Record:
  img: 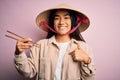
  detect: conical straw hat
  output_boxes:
[36,3,90,32]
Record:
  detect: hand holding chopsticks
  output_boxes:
[5,30,40,54]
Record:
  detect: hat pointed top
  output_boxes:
[51,3,74,10]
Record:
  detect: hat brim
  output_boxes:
[36,4,90,32]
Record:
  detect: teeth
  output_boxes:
[59,26,65,28]
[58,26,65,27]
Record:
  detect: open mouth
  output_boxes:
[58,26,67,29]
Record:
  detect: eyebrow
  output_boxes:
[54,13,70,17]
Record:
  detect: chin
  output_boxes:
[57,32,68,36]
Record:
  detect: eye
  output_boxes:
[64,16,70,19]
[54,16,59,20]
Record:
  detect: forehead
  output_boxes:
[55,9,69,15]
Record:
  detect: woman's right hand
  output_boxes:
[15,38,33,55]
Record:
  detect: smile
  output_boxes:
[58,26,67,29]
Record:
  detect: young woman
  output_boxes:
[14,4,96,80]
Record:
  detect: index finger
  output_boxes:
[69,50,75,55]
[19,38,32,43]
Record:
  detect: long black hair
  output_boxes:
[46,9,85,42]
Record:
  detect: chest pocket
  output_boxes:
[38,43,51,80]
[38,57,51,80]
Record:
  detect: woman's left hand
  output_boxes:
[69,43,91,64]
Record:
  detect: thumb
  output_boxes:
[77,43,80,50]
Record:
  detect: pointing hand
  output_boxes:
[69,43,91,64]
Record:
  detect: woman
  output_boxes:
[14,4,96,80]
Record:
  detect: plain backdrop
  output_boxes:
[0,0,120,80]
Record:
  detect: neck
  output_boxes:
[55,34,70,43]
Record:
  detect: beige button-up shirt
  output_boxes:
[14,36,96,80]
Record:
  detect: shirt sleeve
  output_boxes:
[14,47,37,78]
[80,42,96,80]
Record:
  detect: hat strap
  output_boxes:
[66,21,81,34]
[66,16,88,34]
[39,18,86,34]
[40,21,57,33]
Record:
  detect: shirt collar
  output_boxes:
[48,36,79,45]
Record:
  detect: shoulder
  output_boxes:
[37,39,48,44]
[36,36,55,45]
[77,41,92,52]
[34,39,50,48]
[79,41,89,47]
[30,39,49,50]
[72,38,89,48]
[71,38,92,51]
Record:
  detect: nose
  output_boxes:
[59,18,64,25]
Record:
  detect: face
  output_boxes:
[53,10,71,35]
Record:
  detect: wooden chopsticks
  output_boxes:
[5,30,40,48]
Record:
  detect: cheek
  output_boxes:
[53,22,56,29]
[54,20,56,25]
[68,21,72,28]
[54,21,59,28]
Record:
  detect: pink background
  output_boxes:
[0,0,120,80]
